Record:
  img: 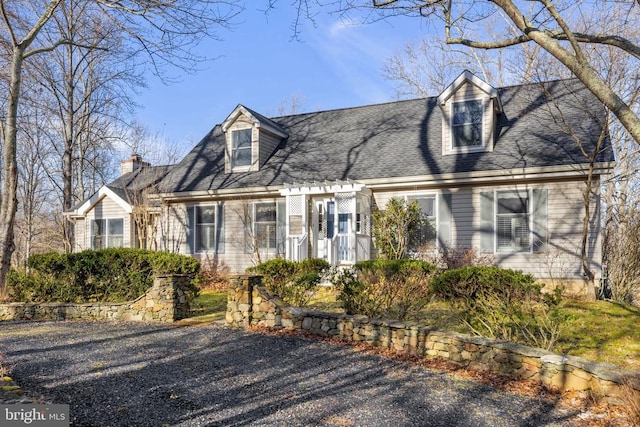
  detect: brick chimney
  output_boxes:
[121,154,150,175]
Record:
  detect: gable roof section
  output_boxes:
[157,78,614,197]
[68,186,133,217]
[67,164,173,217]
[222,104,288,138]
[437,70,503,112]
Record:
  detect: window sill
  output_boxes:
[496,248,532,254]
[230,166,252,173]
[444,146,487,155]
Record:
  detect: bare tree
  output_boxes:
[0,0,242,295]
[382,21,513,97]
[121,121,191,167]
[13,102,56,266]
[291,1,640,144]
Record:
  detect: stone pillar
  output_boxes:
[143,274,193,322]
[226,275,262,327]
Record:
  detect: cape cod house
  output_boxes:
[67,72,615,296]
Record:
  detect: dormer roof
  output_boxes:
[437,70,503,113]
[222,104,288,138]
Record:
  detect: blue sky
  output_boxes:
[134,5,430,146]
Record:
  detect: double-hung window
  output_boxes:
[196,206,217,252]
[231,129,252,169]
[245,200,286,255]
[254,202,277,250]
[452,99,483,148]
[496,191,530,252]
[407,195,437,251]
[187,205,224,254]
[91,218,124,249]
[480,189,548,253]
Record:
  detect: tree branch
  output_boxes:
[539,0,586,64]
[24,40,108,59]
[19,0,63,49]
[0,0,17,47]
[447,30,640,60]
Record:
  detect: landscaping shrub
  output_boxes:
[430,266,563,349]
[7,248,200,303]
[332,259,436,321]
[416,246,495,269]
[197,255,230,291]
[247,258,330,307]
[372,198,422,260]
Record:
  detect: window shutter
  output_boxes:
[244,204,254,254]
[437,193,452,249]
[480,192,495,253]
[186,206,195,254]
[532,189,548,252]
[216,203,225,254]
[276,200,287,257]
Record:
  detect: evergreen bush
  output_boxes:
[7,248,200,303]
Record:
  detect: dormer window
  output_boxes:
[222,105,289,174]
[231,128,252,169]
[438,71,502,156]
[452,100,483,148]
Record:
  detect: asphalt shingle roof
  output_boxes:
[106,164,173,203]
[158,78,614,194]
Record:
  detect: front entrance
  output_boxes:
[281,181,372,267]
[312,198,334,263]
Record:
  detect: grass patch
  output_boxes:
[555,300,640,371]
[306,287,343,313]
[190,290,227,321]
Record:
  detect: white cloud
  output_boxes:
[309,18,404,105]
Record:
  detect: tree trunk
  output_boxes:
[0,47,26,295]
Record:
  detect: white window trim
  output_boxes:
[229,127,253,172]
[404,193,440,250]
[494,190,532,254]
[91,217,124,249]
[253,201,278,252]
[189,204,221,254]
[448,98,486,154]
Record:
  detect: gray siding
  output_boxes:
[73,218,86,252]
[372,177,602,280]
[259,130,281,167]
[164,197,286,273]
[81,196,131,249]
[159,176,602,281]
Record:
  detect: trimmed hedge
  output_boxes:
[7,248,200,303]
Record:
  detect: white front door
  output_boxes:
[312,198,335,263]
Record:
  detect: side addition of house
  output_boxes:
[66,155,172,251]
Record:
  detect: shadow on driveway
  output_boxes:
[0,321,581,426]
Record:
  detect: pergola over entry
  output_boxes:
[280,180,372,266]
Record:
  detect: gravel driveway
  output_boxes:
[0,320,583,426]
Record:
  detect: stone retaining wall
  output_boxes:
[0,275,192,323]
[227,275,640,404]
